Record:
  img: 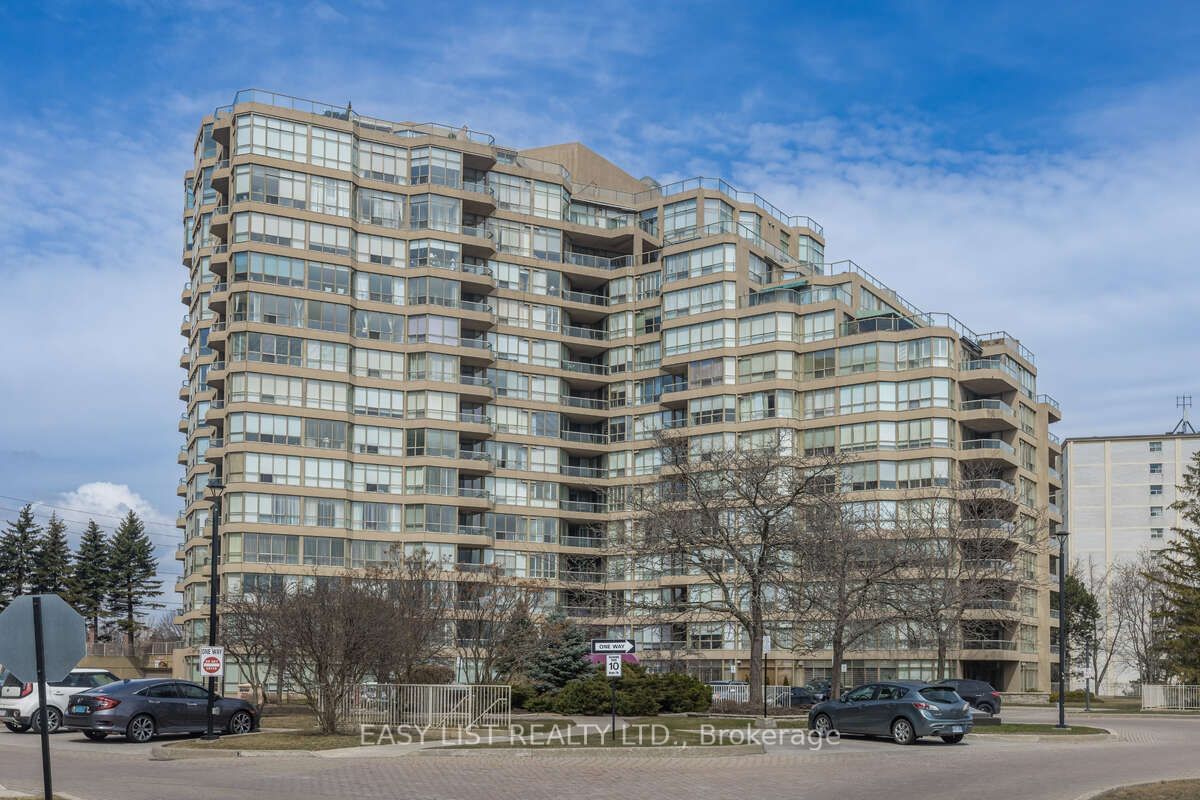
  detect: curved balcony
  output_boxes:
[959,399,1018,433]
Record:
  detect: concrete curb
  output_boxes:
[1070,778,1200,800]
[0,787,87,800]
[151,744,317,760]
[969,732,1117,744]
[418,743,766,758]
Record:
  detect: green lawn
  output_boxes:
[969,723,1109,735]
[1094,780,1200,800]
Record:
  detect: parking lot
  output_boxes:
[0,707,1197,800]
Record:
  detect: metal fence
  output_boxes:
[709,684,795,707]
[1141,685,1200,710]
[336,683,511,728]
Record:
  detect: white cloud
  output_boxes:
[51,482,174,530]
[621,97,1200,437]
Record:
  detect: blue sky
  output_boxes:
[2,0,1199,575]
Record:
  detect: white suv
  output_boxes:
[1,668,120,733]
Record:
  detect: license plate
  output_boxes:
[71,705,88,715]
[951,725,963,733]
[0,709,14,718]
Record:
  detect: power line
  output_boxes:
[0,498,183,547]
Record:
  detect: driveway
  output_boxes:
[0,708,1196,800]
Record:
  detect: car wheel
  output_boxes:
[31,707,61,733]
[891,717,916,745]
[83,731,109,741]
[126,714,156,743]
[227,711,254,735]
[4,721,31,733]
[941,734,964,744]
[812,714,835,737]
[977,702,995,715]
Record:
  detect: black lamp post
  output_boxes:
[1055,527,1070,729]
[202,477,224,741]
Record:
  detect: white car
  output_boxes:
[1,668,120,733]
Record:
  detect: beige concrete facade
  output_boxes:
[176,89,1063,693]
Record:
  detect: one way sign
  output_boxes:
[591,639,636,654]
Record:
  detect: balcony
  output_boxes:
[960,439,1016,466]
[961,639,1018,651]
[960,478,1016,497]
[1037,393,1063,423]
[959,357,1021,394]
[564,252,632,271]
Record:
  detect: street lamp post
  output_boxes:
[203,478,224,741]
[1055,528,1070,729]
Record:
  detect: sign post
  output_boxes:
[199,645,225,740]
[0,594,86,800]
[592,640,634,745]
[762,633,772,719]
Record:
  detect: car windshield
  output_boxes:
[919,687,962,704]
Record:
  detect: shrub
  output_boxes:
[645,671,711,712]
[549,664,711,716]
[1049,690,1105,703]
[510,682,537,709]
[524,691,557,713]
[407,664,454,684]
[554,671,615,715]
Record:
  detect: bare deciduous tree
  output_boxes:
[223,590,286,715]
[1111,550,1169,686]
[274,577,392,734]
[790,498,906,698]
[1072,555,1124,691]
[896,469,1046,681]
[363,551,452,683]
[631,432,842,709]
[452,566,540,683]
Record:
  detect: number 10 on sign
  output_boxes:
[605,653,622,678]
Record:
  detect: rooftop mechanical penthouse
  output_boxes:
[176,89,1064,693]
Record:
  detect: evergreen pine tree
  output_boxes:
[31,512,73,596]
[106,511,163,651]
[72,519,113,641]
[526,614,593,692]
[1064,572,1100,679]
[0,504,42,609]
[1152,450,1200,682]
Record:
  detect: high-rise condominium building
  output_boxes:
[176,89,1063,693]
[1065,430,1200,568]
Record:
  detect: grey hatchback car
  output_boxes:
[808,681,973,744]
[63,678,257,743]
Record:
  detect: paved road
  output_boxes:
[0,708,1196,800]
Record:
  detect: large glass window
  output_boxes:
[310,127,352,171]
[410,146,462,187]
[356,140,407,184]
[235,114,307,162]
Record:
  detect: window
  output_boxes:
[309,176,352,217]
[234,164,306,208]
[1150,463,1163,475]
[410,146,462,187]
[1150,484,1163,496]
[1149,441,1163,452]
[356,140,407,184]
[663,243,736,281]
[1151,527,1165,540]
[1150,506,1164,517]
[235,114,307,162]
[662,199,697,239]
[802,349,835,379]
[356,188,404,228]
[310,127,352,171]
